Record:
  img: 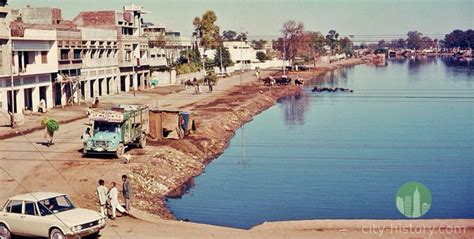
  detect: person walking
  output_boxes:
[122,175,132,211]
[82,127,91,149]
[44,126,54,147]
[108,182,127,219]
[95,179,108,217]
[208,81,213,93]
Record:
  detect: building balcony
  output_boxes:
[58,59,83,69]
[17,63,57,76]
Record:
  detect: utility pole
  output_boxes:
[220,45,223,75]
[283,39,286,75]
[9,27,15,128]
[239,26,243,93]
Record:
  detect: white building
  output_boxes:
[224,41,259,65]
[0,28,57,118]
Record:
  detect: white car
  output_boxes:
[0,192,106,239]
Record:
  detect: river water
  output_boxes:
[167,57,474,229]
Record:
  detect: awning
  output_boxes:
[13,41,51,51]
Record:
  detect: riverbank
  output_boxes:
[129,58,367,219]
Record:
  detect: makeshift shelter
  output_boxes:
[149,110,194,139]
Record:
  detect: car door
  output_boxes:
[1,200,24,235]
[21,201,49,237]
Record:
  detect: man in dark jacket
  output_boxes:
[122,175,131,211]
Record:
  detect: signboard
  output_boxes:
[90,110,124,123]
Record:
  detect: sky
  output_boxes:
[9,0,474,42]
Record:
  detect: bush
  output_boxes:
[177,63,201,75]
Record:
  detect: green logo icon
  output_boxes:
[396,182,432,218]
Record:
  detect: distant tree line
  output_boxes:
[371,29,473,50]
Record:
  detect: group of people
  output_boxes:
[95,175,132,219]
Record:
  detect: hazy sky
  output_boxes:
[10,0,474,41]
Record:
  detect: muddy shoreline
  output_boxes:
[131,58,366,220]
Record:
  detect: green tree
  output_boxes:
[378,39,386,48]
[214,45,233,71]
[340,37,354,56]
[443,29,474,48]
[222,30,237,41]
[326,30,340,53]
[256,51,267,62]
[280,20,305,64]
[252,39,267,50]
[406,31,423,50]
[236,32,247,41]
[193,10,221,52]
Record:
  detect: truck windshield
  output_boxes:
[94,121,120,133]
[38,195,75,216]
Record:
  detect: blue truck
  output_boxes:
[83,105,149,158]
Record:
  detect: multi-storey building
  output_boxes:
[79,27,119,98]
[1,2,181,121]
[7,27,57,115]
[0,1,12,115]
[73,3,151,93]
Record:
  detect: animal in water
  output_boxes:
[312,86,353,93]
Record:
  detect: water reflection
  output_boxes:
[278,91,310,126]
[440,57,473,77]
[308,67,353,87]
[407,57,437,74]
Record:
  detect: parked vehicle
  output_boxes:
[83,105,149,158]
[0,192,106,239]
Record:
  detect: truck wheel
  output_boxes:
[0,223,11,239]
[116,144,125,158]
[49,228,65,239]
[138,134,147,148]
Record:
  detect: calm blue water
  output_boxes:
[167,57,474,229]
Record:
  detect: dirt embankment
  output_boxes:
[129,58,366,219]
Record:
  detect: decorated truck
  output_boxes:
[83,105,149,158]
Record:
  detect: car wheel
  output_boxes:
[115,143,125,158]
[49,228,65,239]
[0,223,11,239]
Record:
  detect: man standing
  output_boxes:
[95,179,108,217]
[108,182,127,219]
[122,175,131,211]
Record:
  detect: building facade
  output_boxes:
[0,2,183,121]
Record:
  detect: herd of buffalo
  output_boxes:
[260,76,353,93]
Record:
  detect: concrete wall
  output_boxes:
[176,71,203,84]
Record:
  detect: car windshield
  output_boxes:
[38,195,75,216]
[93,121,120,133]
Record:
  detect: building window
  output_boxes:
[125,51,131,62]
[73,49,81,60]
[99,49,105,59]
[60,49,69,60]
[91,49,97,59]
[41,51,48,63]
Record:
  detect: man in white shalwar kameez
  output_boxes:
[108,182,127,219]
[95,179,108,217]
